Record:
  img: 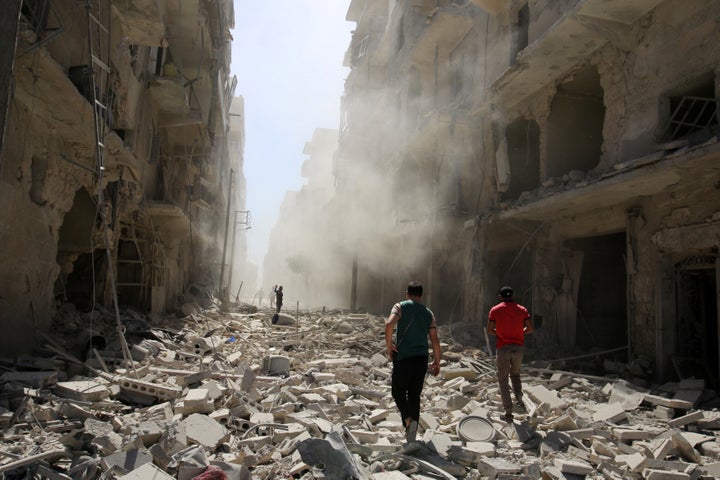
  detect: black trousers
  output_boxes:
[391,355,428,424]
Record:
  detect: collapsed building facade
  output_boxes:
[331,0,720,384]
[0,0,245,355]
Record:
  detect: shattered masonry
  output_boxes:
[1,306,720,478]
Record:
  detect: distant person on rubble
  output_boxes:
[385,280,441,443]
[274,285,284,313]
[487,285,534,423]
[256,287,264,306]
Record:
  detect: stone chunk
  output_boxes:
[100,448,153,474]
[477,457,522,477]
[55,380,110,402]
[643,394,693,410]
[667,410,704,428]
[554,457,594,475]
[592,402,627,423]
[643,469,691,480]
[524,384,567,411]
[182,414,229,450]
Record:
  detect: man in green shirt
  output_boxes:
[385,281,442,443]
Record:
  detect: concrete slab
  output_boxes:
[592,402,627,423]
[181,413,229,450]
[118,462,174,480]
[55,380,110,402]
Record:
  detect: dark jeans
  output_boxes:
[496,344,524,413]
[391,355,428,425]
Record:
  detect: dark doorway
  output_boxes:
[675,259,718,388]
[567,233,627,353]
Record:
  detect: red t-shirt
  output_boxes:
[488,301,530,348]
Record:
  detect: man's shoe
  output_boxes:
[406,420,418,443]
[502,412,514,422]
[514,400,527,412]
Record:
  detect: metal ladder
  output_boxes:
[82,0,135,373]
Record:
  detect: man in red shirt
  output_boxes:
[487,286,533,422]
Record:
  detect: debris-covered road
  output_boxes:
[1,301,719,479]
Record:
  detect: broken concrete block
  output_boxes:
[55,380,110,402]
[115,375,182,401]
[128,420,165,446]
[177,370,212,387]
[419,411,439,431]
[549,375,572,390]
[612,427,653,441]
[554,457,594,475]
[548,414,577,431]
[182,414,229,450]
[615,452,646,472]
[650,438,674,459]
[524,384,567,411]
[183,388,213,414]
[671,432,701,463]
[642,469,691,480]
[566,428,594,440]
[592,402,627,423]
[609,381,646,410]
[477,457,523,477]
[348,429,378,444]
[668,410,704,428]
[643,394,693,410]
[84,417,122,455]
[193,336,223,355]
[118,462,175,480]
[100,448,153,474]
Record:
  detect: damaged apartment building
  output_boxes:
[0,0,245,356]
[333,0,720,385]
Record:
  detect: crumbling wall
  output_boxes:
[598,0,720,166]
[0,98,98,354]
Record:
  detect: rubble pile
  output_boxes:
[1,303,720,479]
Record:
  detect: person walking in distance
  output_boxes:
[385,281,442,443]
[274,285,284,313]
[487,286,534,422]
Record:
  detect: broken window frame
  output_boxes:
[662,95,719,142]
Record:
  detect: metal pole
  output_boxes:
[219,169,234,302]
[350,253,358,312]
[228,210,238,298]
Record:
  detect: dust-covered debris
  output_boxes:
[1,302,719,479]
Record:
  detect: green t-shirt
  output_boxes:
[393,299,434,361]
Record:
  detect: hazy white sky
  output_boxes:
[230,1,353,274]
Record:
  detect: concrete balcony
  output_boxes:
[489,0,666,108]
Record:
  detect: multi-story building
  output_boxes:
[340,0,720,383]
[0,0,243,354]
